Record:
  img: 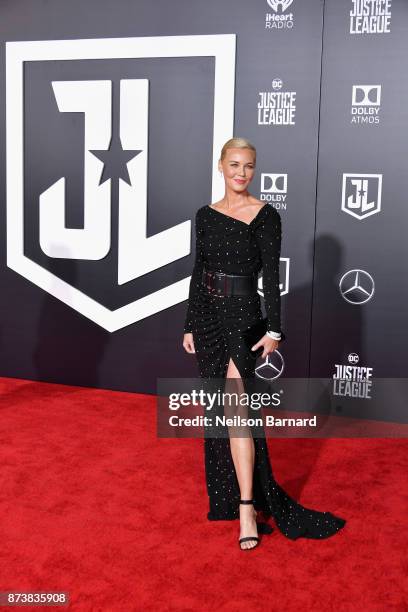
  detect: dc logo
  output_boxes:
[267,0,294,12]
[261,173,287,194]
[6,35,236,331]
[272,78,283,90]
[348,353,359,364]
[341,173,382,220]
[352,85,381,106]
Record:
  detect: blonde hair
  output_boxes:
[220,137,256,163]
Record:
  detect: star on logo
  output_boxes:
[90,136,142,186]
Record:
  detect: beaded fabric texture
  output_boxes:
[184,203,346,539]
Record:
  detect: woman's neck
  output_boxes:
[222,189,251,209]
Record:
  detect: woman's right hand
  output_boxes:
[183,333,195,353]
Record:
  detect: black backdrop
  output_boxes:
[0,1,406,424]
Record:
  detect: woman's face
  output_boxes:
[219,147,256,191]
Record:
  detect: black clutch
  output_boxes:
[242,317,286,358]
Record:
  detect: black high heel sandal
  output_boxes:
[238,499,260,550]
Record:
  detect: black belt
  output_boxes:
[201,266,258,296]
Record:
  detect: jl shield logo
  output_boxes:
[341,173,382,220]
[6,35,236,331]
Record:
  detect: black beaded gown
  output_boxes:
[184,203,346,539]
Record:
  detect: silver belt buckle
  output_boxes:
[217,271,225,296]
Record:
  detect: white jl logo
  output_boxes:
[6,35,236,330]
[341,173,382,220]
[39,79,190,285]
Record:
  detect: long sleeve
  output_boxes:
[184,210,205,333]
[253,207,282,335]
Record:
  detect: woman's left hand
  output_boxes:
[251,335,279,359]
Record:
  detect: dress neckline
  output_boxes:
[207,203,268,227]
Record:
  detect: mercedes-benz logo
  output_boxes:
[339,269,375,304]
[255,349,285,380]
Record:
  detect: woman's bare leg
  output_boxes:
[225,357,258,550]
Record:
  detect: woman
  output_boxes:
[182,137,346,550]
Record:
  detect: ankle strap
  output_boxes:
[239,499,255,504]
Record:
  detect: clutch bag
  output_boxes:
[242,317,285,358]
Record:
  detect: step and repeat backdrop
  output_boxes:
[0,0,406,423]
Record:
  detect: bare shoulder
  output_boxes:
[208,199,223,210]
[247,195,266,210]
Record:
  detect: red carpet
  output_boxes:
[0,376,406,611]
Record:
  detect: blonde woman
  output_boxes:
[183,137,346,550]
